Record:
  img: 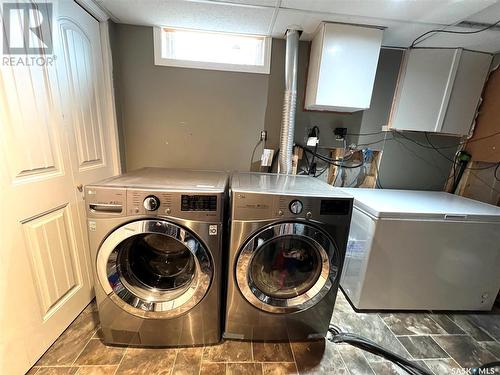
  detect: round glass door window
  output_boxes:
[97,220,213,319]
[236,222,338,314]
[116,233,197,299]
[249,235,322,299]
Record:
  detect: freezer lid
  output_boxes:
[340,188,500,222]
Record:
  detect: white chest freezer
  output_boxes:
[339,188,500,311]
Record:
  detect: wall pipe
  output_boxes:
[278,29,300,174]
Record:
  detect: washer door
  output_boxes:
[236,222,339,314]
[97,220,212,319]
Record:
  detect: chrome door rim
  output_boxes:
[236,222,337,314]
[97,219,212,319]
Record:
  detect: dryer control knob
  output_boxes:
[143,195,160,211]
[289,200,303,214]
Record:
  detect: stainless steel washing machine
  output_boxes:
[224,172,353,341]
[86,168,228,346]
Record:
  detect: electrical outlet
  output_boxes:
[334,127,347,140]
[260,130,267,142]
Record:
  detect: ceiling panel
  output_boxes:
[203,0,278,6]
[280,0,496,25]
[272,8,437,47]
[417,28,500,53]
[98,0,275,34]
[466,1,500,23]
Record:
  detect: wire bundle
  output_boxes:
[328,325,431,375]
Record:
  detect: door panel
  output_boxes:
[0,1,119,373]
[60,24,105,169]
[1,53,62,181]
[22,205,82,318]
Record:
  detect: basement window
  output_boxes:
[153,27,271,74]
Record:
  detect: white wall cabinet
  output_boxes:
[305,22,383,112]
[388,48,492,136]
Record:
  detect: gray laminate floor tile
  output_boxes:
[115,347,177,375]
[424,358,462,375]
[468,314,500,341]
[36,303,100,366]
[331,311,410,362]
[291,339,346,375]
[434,335,497,368]
[381,313,446,336]
[262,362,298,375]
[428,314,466,335]
[397,336,449,359]
[253,342,294,362]
[202,340,253,362]
[448,315,495,341]
[75,366,118,375]
[74,339,125,366]
[199,362,226,375]
[336,344,375,375]
[35,368,78,375]
[172,347,203,375]
[369,361,407,375]
[481,341,500,358]
[227,362,263,375]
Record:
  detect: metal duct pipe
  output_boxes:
[278,29,300,174]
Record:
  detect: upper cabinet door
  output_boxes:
[388,48,492,136]
[305,23,383,113]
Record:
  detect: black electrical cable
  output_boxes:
[424,132,456,163]
[495,163,500,182]
[249,139,263,170]
[328,325,431,375]
[308,126,320,175]
[298,145,364,169]
[347,130,385,136]
[411,19,500,47]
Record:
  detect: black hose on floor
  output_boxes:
[328,324,432,375]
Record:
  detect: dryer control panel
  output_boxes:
[232,191,352,222]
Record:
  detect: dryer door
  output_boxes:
[236,222,339,314]
[97,219,212,318]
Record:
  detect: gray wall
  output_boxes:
[110,23,268,172]
[111,23,458,190]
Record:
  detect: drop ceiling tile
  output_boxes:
[99,0,275,35]
[280,0,496,25]
[272,7,437,47]
[466,1,500,24]
[417,28,500,53]
[204,0,278,7]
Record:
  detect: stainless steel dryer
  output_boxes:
[224,172,353,341]
[86,168,228,346]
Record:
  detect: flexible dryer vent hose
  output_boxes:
[278,29,300,174]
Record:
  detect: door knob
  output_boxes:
[77,184,83,192]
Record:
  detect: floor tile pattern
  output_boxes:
[29,291,500,374]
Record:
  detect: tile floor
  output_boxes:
[29,290,500,375]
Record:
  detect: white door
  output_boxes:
[0,1,119,373]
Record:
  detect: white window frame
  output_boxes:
[153,27,272,74]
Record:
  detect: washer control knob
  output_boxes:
[278,209,284,216]
[143,195,160,211]
[289,200,303,214]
